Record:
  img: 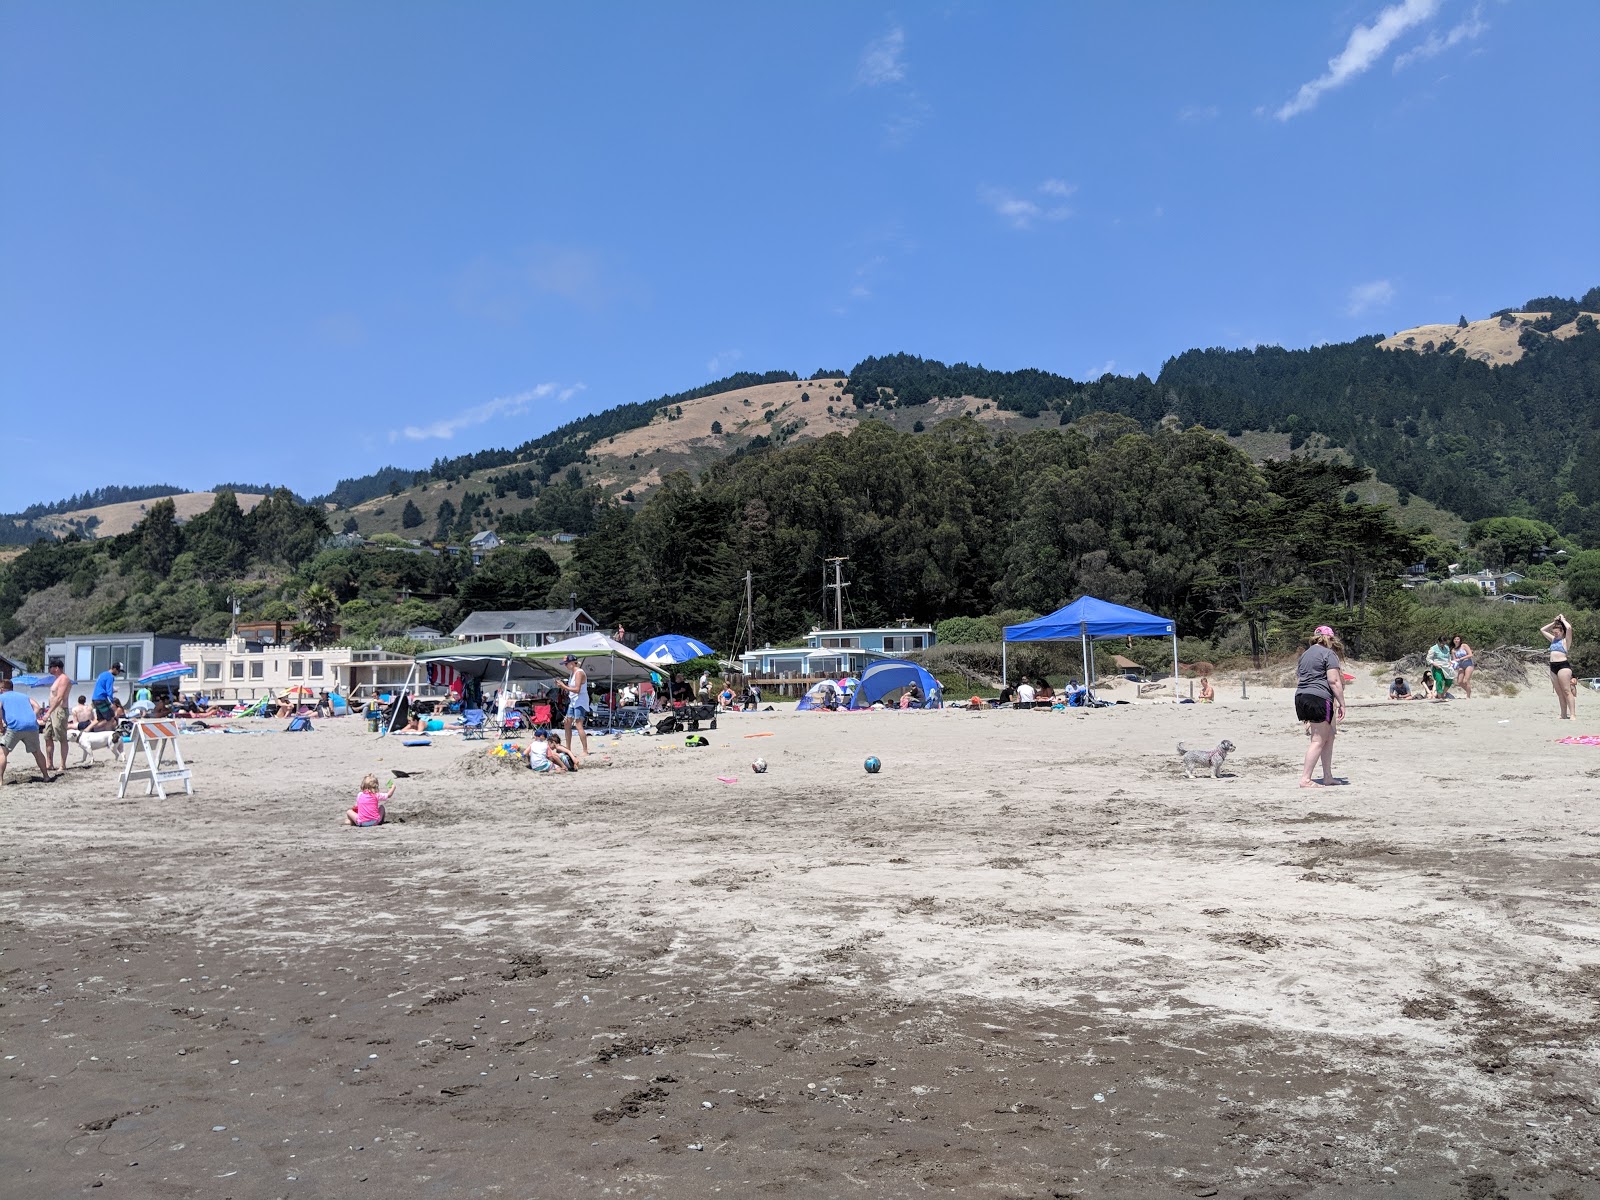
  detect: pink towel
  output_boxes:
[716,775,738,784]
[1557,735,1600,746]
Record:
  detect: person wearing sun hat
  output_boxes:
[557,653,590,759]
[1295,624,1346,789]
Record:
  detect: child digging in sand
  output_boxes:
[344,772,394,826]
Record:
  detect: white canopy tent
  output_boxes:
[383,639,554,736]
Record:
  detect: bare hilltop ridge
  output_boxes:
[1380,309,1599,366]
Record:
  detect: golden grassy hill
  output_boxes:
[13,492,265,540]
[1379,311,1597,365]
[341,378,1074,538]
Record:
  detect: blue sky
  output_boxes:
[3,0,1596,510]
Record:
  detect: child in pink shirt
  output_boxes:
[344,772,394,826]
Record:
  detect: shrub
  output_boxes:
[935,616,1002,644]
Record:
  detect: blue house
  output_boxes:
[738,624,935,680]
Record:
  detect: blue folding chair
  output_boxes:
[460,709,487,740]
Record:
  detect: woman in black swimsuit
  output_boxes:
[1539,615,1577,720]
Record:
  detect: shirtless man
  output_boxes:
[71,695,93,731]
[42,658,73,773]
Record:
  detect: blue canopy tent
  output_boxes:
[1003,596,1179,701]
[848,658,942,709]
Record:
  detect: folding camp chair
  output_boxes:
[460,709,487,740]
[500,708,528,733]
[530,701,553,729]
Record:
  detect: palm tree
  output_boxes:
[298,583,339,646]
[287,622,317,650]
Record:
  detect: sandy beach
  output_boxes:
[3,673,1599,1198]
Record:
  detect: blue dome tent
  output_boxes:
[1003,596,1178,701]
[847,658,942,709]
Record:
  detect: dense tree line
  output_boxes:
[1160,315,1600,539]
[554,419,1422,660]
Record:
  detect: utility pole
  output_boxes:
[825,557,848,630]
[743,570,756,652]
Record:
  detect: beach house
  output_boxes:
[738,623,935,682]
[45,632,218,697]
[450,608,599,648]
[177,637,414,703]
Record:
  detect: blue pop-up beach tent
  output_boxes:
[1004,596,1178,699]
[848,658,942,709]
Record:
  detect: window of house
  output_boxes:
[882,635,925,653]
[310,659,324,678]
[250,661,264,679]
[204,662,222,680]
[231,662,245,680]
[821,637,860,649]
[290,660,304,678]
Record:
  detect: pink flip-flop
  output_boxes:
[716,776,738,784]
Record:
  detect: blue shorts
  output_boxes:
[356,817,383,827]
[567,705,590,721]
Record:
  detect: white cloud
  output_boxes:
[706,349,742,374]
[1275,0,1441,120]
[1178,104,1220,122]
[980,181,1075,231]
[391,382,583,442]
[1347,279,1397,316]
[1393,3,1487,71]
[858,26,906,86]
[1086,360,1117,379]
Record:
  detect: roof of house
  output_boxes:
[2,653,26,674]
[450,609,596,638]
[469,530,499,546]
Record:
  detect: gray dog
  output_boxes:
[1178,740,1235,779]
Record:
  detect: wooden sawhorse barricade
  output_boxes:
[117,719,193,799]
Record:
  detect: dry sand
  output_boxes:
[3,676,1599,1197]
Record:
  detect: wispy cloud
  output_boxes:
[1393,3,1487,71]
[1086,360,1117,379]
[392,382,585,442]
[1347,279,1396,316]
[1275,0,1440,120]
[453,244,633,324]
[706,349,742,374]
[858,26,906,86]
[980,180,1076,231]
[1178,104,1220,122]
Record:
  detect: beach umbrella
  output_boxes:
[139,661,195,685]
[635,635,716,665]
[280,685,315,697]
[12,673,52,688]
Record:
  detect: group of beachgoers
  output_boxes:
[1299,614,1581,788]
[0,659,135,785]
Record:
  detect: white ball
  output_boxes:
[752,757,767,773]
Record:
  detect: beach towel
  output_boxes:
[1557,735,1600,746]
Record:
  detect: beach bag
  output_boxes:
[285,716,314,732]
[684,734,709,747]
[654,714,680,735]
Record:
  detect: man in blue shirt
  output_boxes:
[92,661,124,722]
[0,678,54,785]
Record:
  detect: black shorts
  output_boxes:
[1294,693,1333,724]
[1550,660,1570,676]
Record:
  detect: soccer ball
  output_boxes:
[752,757,767,773]
[864,756,882,774]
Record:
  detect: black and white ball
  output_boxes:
[751,757,767,773]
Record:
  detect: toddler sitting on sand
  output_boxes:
[344,772,394,826]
